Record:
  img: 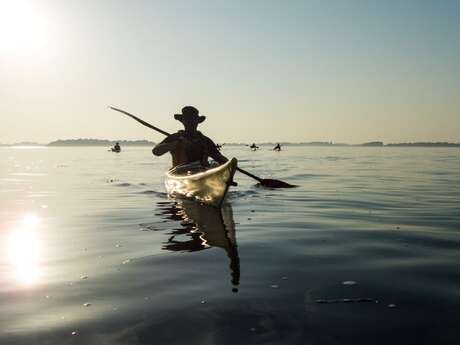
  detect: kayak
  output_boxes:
[165,158,237,207]
[111,148,121,152]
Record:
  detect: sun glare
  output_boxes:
[7,213,43,285]
[0,0,53,58]
[22,213,41,227]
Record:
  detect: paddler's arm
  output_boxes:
[207,138,228,164]
[209,151,228,164]
[152,134,182,156]
[207,138,237,186]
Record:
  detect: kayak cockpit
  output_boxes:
[168,161,220,176]
[165,158,237,207]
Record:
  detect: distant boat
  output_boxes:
[110,142,121,152]
[249,143,259,151]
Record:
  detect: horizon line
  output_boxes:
[1,139,460,147]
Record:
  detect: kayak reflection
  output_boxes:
[156,200,240,291]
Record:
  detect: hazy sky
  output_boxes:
[1,0,459,144]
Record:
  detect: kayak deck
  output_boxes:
[165,158,237,207]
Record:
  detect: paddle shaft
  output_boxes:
[236,167,262,182]
[109,106,171,136]
[109,106,264,182]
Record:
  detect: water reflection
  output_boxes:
[6,213,43,285]
[155,201,240,291]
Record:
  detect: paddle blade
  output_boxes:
[259,179,297,188]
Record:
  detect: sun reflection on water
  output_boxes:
[7,213,43,285]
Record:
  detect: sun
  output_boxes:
[0,0,52,58]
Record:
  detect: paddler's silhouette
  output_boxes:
[152,106,228,169]
[249,143,259,151]
[112,142,121,152]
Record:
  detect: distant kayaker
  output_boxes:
[249,143,259,151]
[273,143,281,151]
[152,106,229,168]
[112,142,121,152]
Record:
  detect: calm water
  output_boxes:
[1,146,460,345]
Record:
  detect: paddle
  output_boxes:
[108,106,296,188]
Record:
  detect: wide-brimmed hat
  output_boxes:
[174,106,206,123]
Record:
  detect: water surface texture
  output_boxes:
[1,146,460,345]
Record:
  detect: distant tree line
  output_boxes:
[47,139,155,146]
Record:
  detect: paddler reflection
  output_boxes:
[156,200,240,291]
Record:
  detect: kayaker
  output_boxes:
[112,142,121,152]
[273,143,281,151]
[249,143,259,151]
[152,106,229,168]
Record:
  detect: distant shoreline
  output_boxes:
[1,139,459,148]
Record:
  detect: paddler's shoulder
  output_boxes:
[182,130,209,140]
[194,131,212,140]
[170,131,184,138]
[161,131,182,142]
[174,130,210,141]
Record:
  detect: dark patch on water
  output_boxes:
[115,182,132,187]
[315,298,376,303]
[322,156,353,161]
[290,173,329,179]
[227,190,260,199]
[138,190,168,198]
